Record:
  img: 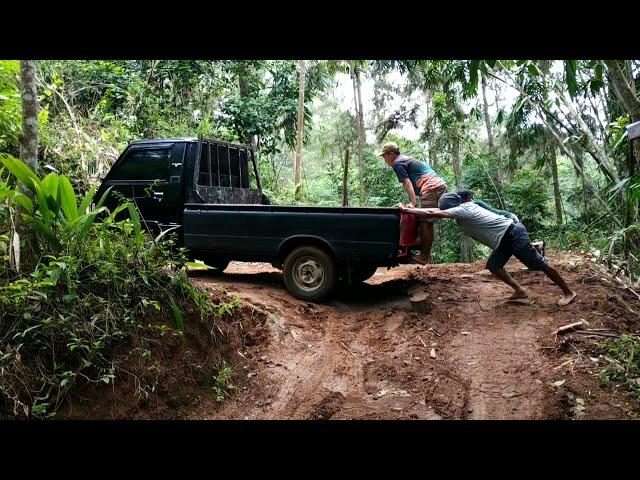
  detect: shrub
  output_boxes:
[0,156,218,418]
[599,335,640,404]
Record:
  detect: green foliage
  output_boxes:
[212,360,235,403]
[218,60,329,155]
[0,61,21,155]
[217,295,242,317]
[564,60,578,99]
[599,335,640,404]
[502,168,551,235]
[0,159,222,418]
[1,153,110,260]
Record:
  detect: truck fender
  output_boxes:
[278,235,336,261]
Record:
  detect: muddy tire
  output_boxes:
[283,246,336,301]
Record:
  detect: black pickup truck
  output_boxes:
[96,135,420,301]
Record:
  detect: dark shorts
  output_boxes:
[486,223,548,271]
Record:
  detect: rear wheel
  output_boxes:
[283,246,336,301]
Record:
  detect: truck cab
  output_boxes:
[96,136,264,236]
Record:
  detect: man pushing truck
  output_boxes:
[398,193,576,307]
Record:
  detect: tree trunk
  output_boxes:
[481,70,504,207]
[294,60,306,201]
[576,153,588,223]
[19,60,38,174]
[351,61,366,205]
[549,146,563,227]
[451,133,471,262]
[557,89,620,184]
[539,107,622,228]
[237,62,259,148]
[15,60,39,273]
[443,85,469,261]
[605,60,640,121]
[604,60,640,173]
[444,78,472,263]
[423,89,433,164]
[342,147,349,207]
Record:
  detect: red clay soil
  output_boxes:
[58,290,266,420]
[185,252,640,420]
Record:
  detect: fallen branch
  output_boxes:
[608,293,638,315]
[340,341,357,358]
[573,330,625,339]
[428,327,442,337]
[591,263,640,302]
[553,319,589,335]
[553,358,575,370]
[614,276,640,302]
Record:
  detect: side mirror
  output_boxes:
[250,135,259,150]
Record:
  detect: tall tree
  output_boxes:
[351,61,366,205]
[19,60,38,174]
[480,69,504,208]
[604,60,640,172]
[549,144,564,227]
[294,60,307,201]
[342,148,349,206]
[12,60,39,272]
[490,60,622,227]
[443,82,472,263]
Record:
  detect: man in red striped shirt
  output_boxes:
[379,142,448,264]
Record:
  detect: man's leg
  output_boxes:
[508,223,577,306]
[490,267,529,299]
[542,264,576,306]
[413,185,446,265]
[486,233,528,299]
[414,221,434,264]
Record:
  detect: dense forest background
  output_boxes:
[1,59,639,417]
[3,60,638,268]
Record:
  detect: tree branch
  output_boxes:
[605,60,640,121]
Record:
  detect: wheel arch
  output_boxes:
[278,235,336,264]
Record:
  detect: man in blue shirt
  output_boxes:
[378,141,448,264]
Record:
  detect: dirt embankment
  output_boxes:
[186,253,640,420]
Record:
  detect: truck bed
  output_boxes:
[183,203,402,265]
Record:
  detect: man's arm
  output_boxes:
[398,205,454,219]
[474,199,515,219]
[401,178,418,207]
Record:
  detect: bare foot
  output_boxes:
[412,255,429,265]
[508,290,529,300]
[558,292,576,306]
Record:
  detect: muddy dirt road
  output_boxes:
[188,254,640,420]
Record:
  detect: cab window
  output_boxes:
[110,148,171,181]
